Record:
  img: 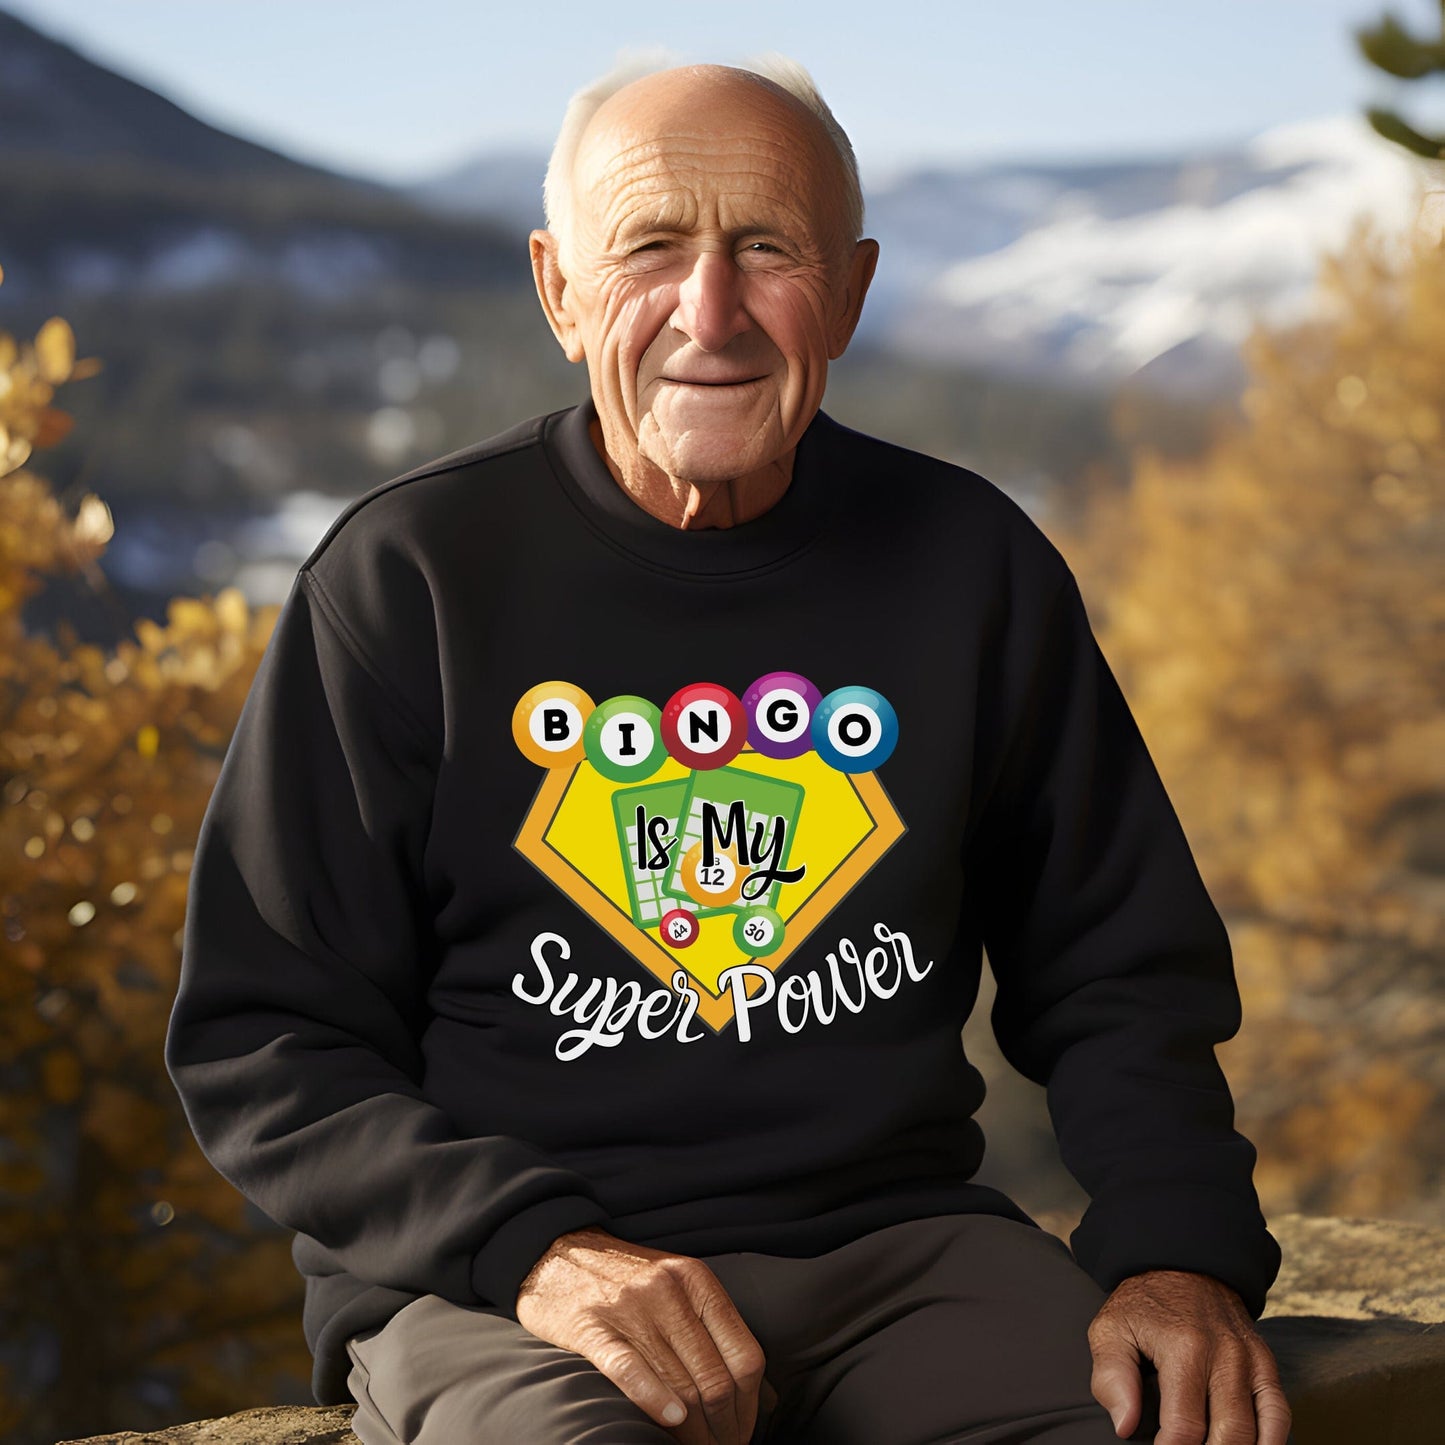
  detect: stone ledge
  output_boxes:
[55,1407,361,1444]
[1263,1212,1445,1321]
[59,1213,1445,1445]
[1257,1315,1445,1441]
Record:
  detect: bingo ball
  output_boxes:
[661,682,747,769]
[812,686,898,773]
[679,839,746,907]
[584,694,668,782]
[743,671,821,760]
[660,908,700,948]
[733,905,784,958]
[512,681,595,768]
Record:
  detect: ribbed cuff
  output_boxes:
[1068,1186,1284,1319]
[471,1194,614,1318]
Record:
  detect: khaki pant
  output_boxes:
[345,1212,1161,1443]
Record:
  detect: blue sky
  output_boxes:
[7,0,1445,183]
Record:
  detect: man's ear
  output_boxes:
[827,238,881,359]
[530,229,585,364]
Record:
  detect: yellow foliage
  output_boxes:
[0,260,301,1433]
[1058,192,1445,1223]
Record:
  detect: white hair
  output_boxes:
[541,49,865,263]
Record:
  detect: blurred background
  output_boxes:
[1,1,1442,1439]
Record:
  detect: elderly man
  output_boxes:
[165,54,1292,1445]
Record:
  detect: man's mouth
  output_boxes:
[659,375,766,387]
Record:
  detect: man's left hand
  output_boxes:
[1087,1269,1292,1444]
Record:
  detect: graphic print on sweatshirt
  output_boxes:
[510,675,920,1053]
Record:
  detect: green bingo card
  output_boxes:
[610,778,700,930]
[664,765,805,919]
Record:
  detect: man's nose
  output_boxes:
[672,249,751,352]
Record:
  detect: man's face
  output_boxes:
[532,68,878,485]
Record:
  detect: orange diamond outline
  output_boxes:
[512,750,908,1033]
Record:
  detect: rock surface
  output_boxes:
[1257,1213,1445,1444]
[1263,1212,1445,1322]
[58,1212,1445,1445]
[55,1406,361,1444]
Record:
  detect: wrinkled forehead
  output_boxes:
[572,87,845,246]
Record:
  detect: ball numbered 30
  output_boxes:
[733,905,785,957]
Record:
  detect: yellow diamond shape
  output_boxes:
[512,745,907,1033]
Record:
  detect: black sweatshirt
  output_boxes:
[164,396,1282,1406]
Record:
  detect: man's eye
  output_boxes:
[746,242,780,254]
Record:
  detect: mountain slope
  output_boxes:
[0,7,380,185]
[0,7,518,305]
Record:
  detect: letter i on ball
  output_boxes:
[585,694,670,781]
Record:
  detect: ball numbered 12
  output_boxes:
[512,681,595,768]
[811,686,898,773]
[678,840,746,907]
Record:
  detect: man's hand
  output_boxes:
[1088,1269,1292,1443]
[515,1225,771,1445]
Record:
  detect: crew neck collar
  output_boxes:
[542,395,836,576]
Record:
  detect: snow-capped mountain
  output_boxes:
[863,114,1435,395]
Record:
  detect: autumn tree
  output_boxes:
[1056,190,1445,1223]
[0,260,309,1444]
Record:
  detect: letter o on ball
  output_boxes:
[512,681,595,767]
[812,686,898,773]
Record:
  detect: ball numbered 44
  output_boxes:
[812,686,898,773]
[660,907,700,949]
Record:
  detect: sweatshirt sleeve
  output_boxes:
[164,565,612,1315]
[969,564,1282,1319]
